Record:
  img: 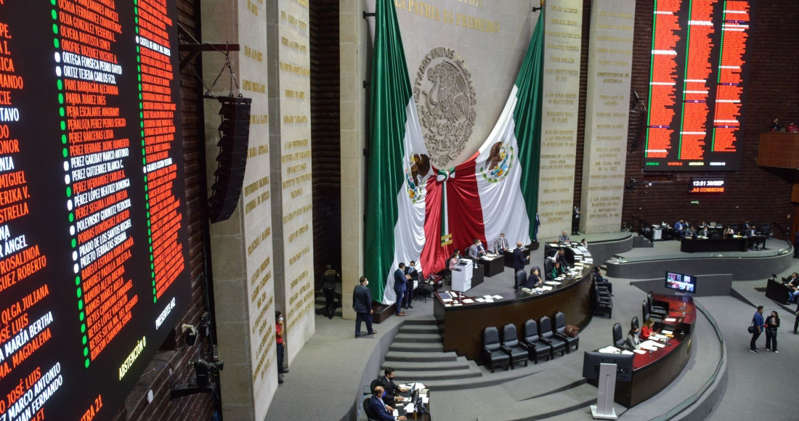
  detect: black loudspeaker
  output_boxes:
[208,96,252,223]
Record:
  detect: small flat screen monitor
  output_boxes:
[665,272,697,293]
[582,352,634,382]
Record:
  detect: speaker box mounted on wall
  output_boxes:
[208,96,252,223]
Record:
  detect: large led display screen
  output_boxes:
[644,0,750,171]
[0,0,189,420]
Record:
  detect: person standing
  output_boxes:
[765,310,780,353]
[403,261,418,310]
[794,300,799,334]
[322,265,339,319]
[750,305,765,352]
[512,242,528,289]
[275,311,287,383]
[353,276,375,337]
[394,263,408,316]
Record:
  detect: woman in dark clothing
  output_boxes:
[523,266,543,289]
[765,311,780,353]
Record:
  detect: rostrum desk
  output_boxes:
[591,294,696,407]
[434,245,594,361]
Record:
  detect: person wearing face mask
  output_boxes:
[403,261,418,310]
[275,311,287,384]
[353,276,376,338]
[366,385,407,421]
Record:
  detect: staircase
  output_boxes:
[383,319,483,390]
[314,289,342,318]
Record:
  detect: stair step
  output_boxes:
[401,318,438,325]
[389,342,444,352]
[382,358,470,371]
[384,351,457,363]
[393,333,442,343]
[393,368,481,381]
[399,324,441,334]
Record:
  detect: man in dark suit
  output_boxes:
[366,386,407,421]
[352,276,375,338]
[403,261,418,310]
[375,367,409,405]
[394,263,408,316]
[512,242,528,289]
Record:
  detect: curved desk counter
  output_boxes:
[433,244,594,361]
[593,294,696,407]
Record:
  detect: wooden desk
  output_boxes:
[479,254,505,277]
[605,294,696,407]
[680,237,748,252]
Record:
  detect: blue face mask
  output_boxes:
[382,390,387,398]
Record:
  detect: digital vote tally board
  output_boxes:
[0,1,190,420]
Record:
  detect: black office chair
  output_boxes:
[539,316,566,357]
[631,316,639,331]
[501,323,529,368]
[553,312,579,352]
[515,270,527,290]
[482,326,510,372]
[613,322,625,348]
[521,319,552,363]
[593,283,613,318]
[647,294,668,317]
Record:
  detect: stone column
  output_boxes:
[339,0,369,320]
[580,0,635,234]
[537,0,584,240]
[267,0,316,362]
[202,1,278,419]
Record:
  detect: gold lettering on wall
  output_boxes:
[244,45,263,62]
[393,0,499,33]
[247,226,272,256]
[242,79,266,94]
[248,144,269,158]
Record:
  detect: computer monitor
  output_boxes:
[582,351,634,382]
[665,271,697,294]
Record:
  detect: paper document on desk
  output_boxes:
[462,299,474,304]
[545,281,561,286]
[633,349,646,355]
[393,410,399,417]
[405,403,415,413]
[662,329,673,335]
[664,317,677,322]
[422,396,429,404]
[475,298,485,303]
[492,295,503,299]
[621,350,634,355]
[598,346,620,354]
[542,286,553,291]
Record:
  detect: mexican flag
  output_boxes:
[364,0,430,305]
[365,0,544,304]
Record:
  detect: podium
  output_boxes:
[451,259,473,292]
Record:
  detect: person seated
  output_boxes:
[493,233,510,254]
[697,225,709,238]
[640,318,654,339]
[558,231,570,243]
[367,385,407,421]
[468,238,486,259]
[626,326,641,350]
[555,248,571,269]
[724,226,735,238]
[375,368,409,405]
[550,261,564,279]
[785,273,799,302]
[521,267,544,290]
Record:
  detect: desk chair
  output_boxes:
[521,319,552,363]
[482,326,510,372]
[593,287,613,318]
[631,316,639,331]
[613,322,625,348]
[647,294,668,317]
[554,312,579,352]
[539,316,566,357]
[515,270,526,290]
[502,323,529,368]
